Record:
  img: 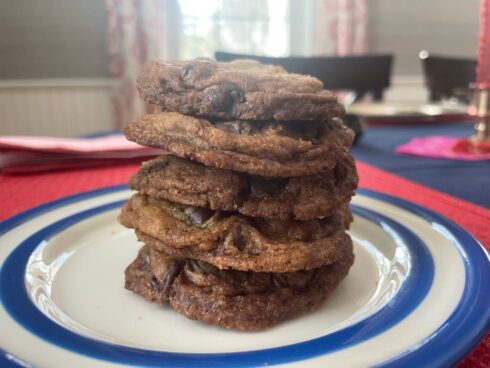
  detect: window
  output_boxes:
[177,0,291,59]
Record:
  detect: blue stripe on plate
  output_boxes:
[0,351,32,368]
[358,189,490,368]
[0,186,436,367]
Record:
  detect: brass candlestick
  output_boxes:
[468,86,490,143]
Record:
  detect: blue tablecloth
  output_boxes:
[351,122,490,209]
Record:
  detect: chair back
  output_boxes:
[419,51,476,102]
[215,51,393,101]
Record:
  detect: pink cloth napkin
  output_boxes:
[396,136,490,161]
[0,135,163,173]
[0,135,148,153]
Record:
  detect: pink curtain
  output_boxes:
[314,0,368,56]
[106,0,168,128]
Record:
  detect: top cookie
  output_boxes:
[137,59,345,121]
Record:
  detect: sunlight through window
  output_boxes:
[177,0,290,59]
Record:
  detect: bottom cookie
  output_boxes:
[125,244,354,331]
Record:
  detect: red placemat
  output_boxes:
[0,161,488,366]
[356,162,490,249]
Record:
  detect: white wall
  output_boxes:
[0,0,108,79]
[368,0,480,76]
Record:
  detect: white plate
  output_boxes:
[0,186,488,367]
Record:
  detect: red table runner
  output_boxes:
[0,161,488,367]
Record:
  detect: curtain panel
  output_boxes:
[106,0,169,128]
[313,0,368,56]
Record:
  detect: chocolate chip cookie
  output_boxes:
[137,59,344,121]
[125,244,354,331]
[120,56,359,332]
[118,194,353,272]
[130,155,358,221]
[124,112,353,177]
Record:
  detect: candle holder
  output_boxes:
[468,86,490,143]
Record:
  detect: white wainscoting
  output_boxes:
[0,79,114,137]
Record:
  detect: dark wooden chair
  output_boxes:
[419,50,476,103]
[215,51,394,101]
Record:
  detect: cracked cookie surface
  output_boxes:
[137,59,344,121]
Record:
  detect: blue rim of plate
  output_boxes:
[0,198,432,367]
[0,187,488,367]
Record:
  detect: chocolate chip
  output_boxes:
[272,275,287,289]
[300,122,324,141]
[230,225,247,251]
[225,269,248,284]
[250,177,288,197]
[205,83,246,111]
[272,272,311,290]
[180,64,193,80]
[230,88,246,103]
[160,261,180,298]
[206,85,232,111]
[184,206,215,226]
[189,260,220,276]
[181,61,217,84]
[150,275,160,289]
[333,163,346,186]
[189,259,205,273]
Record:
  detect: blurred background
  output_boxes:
[0,0,480,136]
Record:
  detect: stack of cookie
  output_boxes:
[119,59,358,331]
